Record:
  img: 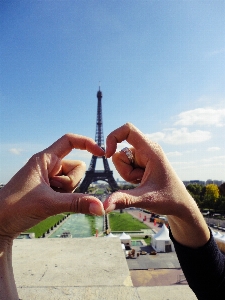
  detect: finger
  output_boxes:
[52,193,105,216]
[50,176,82,193]
[49,160,86,192]
[106,123,146,158]
[112,152,144,184]
[103,189,150,213]
[46,134,105,159]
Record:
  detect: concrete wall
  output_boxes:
[12,237,197,300]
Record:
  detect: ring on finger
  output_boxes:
[120,147,134,164]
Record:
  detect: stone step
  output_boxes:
[17,286,197,300]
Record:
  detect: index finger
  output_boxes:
[45,133,105,159]
[105,123,149,158]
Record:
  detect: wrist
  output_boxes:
[167,202,210,248]
[0,236,13,250]
[0,238,18,299]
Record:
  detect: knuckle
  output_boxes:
[124,122,134,131]
[70,196,86,213]
[125,122,133,128]
[114,192,133,208]
[79,161,86,169]
[63,133,73,146]
[60,133,75,148]
[63,133,73,139]
[70,198,78,212]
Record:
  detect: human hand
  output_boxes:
[0,134,105,240]
[103,123,195,217]
[103,123,210,248]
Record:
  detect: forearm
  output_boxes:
[166,199,224,299]
[0,239,18,300]
[167,199,210,248]
[169,228,225,299]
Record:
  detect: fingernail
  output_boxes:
[89,203,104,216]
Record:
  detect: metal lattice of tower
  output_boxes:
[78,88,119,193]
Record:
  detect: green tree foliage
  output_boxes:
[186,184,203,196]
[219,182,225,196]
[186,184,205,207]
[185,183,225,212]
[214,196,225,211]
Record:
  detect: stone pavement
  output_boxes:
[130,269,186,287]
[12,237,197,300]
[125,208,180,270]
[123,208,187,291]
[126,245,180,270]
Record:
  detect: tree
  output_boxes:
[219,182,225,196]
[214,196,225,211]
[205,184,219,201]
[186,184,205,207]
[186,184,203,196]
[202,184,220,210]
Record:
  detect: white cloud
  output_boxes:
[146,128,211,145]
[2,142,46,156]
[166,151,182,157]
[174,108,225,127]
[173,156,225,170]
[9,148,23,155]
[184,149,197,154]
[207,147,220,152]
[171,161,196,168]
[146,131,165,142]
[201,155,225,163]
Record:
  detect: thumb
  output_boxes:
[104,189,145,213]
[52,193,105,216]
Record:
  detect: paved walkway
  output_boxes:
[130,269,187,287]
[124,209,186,287]
[126,245,180,270]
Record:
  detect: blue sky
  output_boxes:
[1,1,225,184]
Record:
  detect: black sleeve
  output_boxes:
[169,228,225,300]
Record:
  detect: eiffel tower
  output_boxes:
[79,87,119,193]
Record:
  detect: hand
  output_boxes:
[103,123,210,248]
[103,122,190,216]
[0,134,105,240]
